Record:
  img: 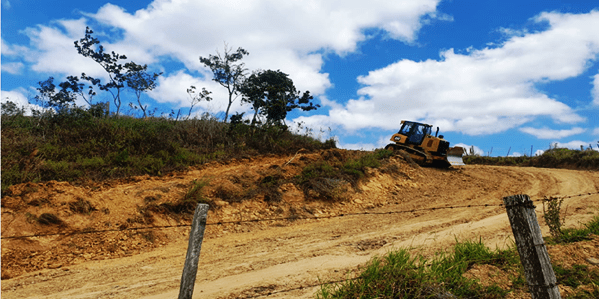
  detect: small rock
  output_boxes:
[48,263,62,269]
[586,257,599,265]
[214,200,227,207]
[354,199,362,204]
[1,269,12,280]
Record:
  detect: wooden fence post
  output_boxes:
[503,194,561,299]
[178,203,209,299]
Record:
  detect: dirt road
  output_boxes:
[2,151,599,298]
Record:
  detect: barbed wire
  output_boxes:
[0,223,192,240]
[2,191,598,240]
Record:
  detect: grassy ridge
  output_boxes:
[1,106,335,196]
[464,148,599,170]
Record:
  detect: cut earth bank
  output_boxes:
[2,149,599,298]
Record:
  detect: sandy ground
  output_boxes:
[2,151,599,298]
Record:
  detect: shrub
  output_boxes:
[297,149,395,201]
[542,196,565,242]
[318,239,516,299]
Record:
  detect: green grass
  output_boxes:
[1,106,335,196]
[296,149,394,201]
[546,213,599,244]
[317,239,517,299]
[463,147,599,170]
[317,214,599,299]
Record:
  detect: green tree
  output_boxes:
[35,77,77,111]
[75,27,160,116]
[59,75,97,107]
[241,69,319,127]
[1,99,25,117]
[125,63,162,118]
[199,45,249,122]
[186,85,212,119]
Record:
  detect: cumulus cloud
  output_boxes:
[1,88,48,115]
[18,19,109,78]
[1,88,29,106]
[454,143,484,156]
[7,0,443,117]
[553,140,599,151]
[593,128,599,136]
[1,62,24,74]
[85,0,440,95]
[593,73,599,105]
[2,38,29,57]
[519,127,586,139]
[147,70,243,116]
[338,142,377,151]
[298,10,599,135]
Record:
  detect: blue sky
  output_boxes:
[2,0,599,156]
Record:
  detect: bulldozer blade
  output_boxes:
[447,147,466,166]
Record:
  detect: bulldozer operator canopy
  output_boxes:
[398,121,432,145]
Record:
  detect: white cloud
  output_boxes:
[338,142,377,151]
[554,140,599,151]
[299,10,599,135]
[8,0,443,116]
[592,73,599,105]
[85,0,441,95]
[147,70,238,115]
[519,127,586,139]
[1,88,30,106]
[454,143,484,156]
[1,62,24,74]
[534,149,545,156]
[1,88,48,116]
[2,38,29,57]
[593,128,599,136]
[20,19,109,78]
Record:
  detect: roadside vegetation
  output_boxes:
[463,146,599,170]
[0,106,335,196]
[317,214,599,299]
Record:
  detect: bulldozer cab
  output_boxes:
[399,121,432,145]
[387,120,465,167]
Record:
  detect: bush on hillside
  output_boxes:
[1,105,335,196]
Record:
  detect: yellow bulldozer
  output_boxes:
[385,120,465,167]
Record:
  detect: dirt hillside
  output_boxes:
[2,149,599,298]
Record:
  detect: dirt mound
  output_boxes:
[0,149,394,278]
[2,149,599,298]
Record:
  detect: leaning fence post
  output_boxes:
[503,194,561,299]
[178,203,209,299]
